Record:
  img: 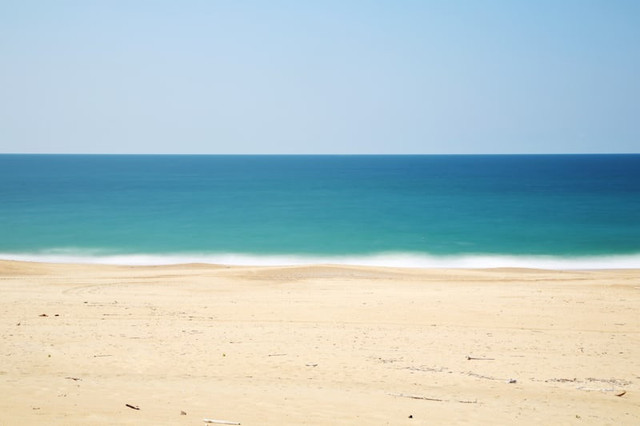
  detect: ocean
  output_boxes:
[1,154,639,269]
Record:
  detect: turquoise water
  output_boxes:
[1,154,639,268]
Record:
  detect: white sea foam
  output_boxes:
[1,250,639,270]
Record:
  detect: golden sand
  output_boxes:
[1,260,638,425]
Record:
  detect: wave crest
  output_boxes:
[1,250,639,269]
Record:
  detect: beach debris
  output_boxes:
[615,391,627,397]
[405,365,451,373]
[544,378,577,383]
[507,379,517,384]
[125,404,140,410]
[408,414,413,418]
[203,419,241,425]
[466,355,494,361]
[389,393,442,402]
[306,363,318,367]
[465,372,503,381]
[377,357,400,364]
[577,386,617,392]
[571,377,632,393]
[586,377,630,385]
[389,393,477,404]
[181,410,187,415]
[268,353,287,357]
[65,376,81,381]
[39,314,48,317]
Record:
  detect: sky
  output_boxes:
[1,0,638,154]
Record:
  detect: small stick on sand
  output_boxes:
[466,355,495,361]
[389,393,444,402]
[389,393,478,404]
[125,404,140,410]
[203,419,241,425]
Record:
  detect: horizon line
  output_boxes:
[1,152,639,156]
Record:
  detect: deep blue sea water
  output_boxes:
[1,154,639,268]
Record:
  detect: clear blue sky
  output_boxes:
[1,0,638,154]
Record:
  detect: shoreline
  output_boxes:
[1,260,638,425]
[1,252,639,270]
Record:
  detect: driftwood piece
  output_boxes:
[125,404,140,410]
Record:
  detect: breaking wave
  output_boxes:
[1,249,639,269]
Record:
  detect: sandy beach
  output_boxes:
[0,260,638,425]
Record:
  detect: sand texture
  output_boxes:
[0,260,639,425]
